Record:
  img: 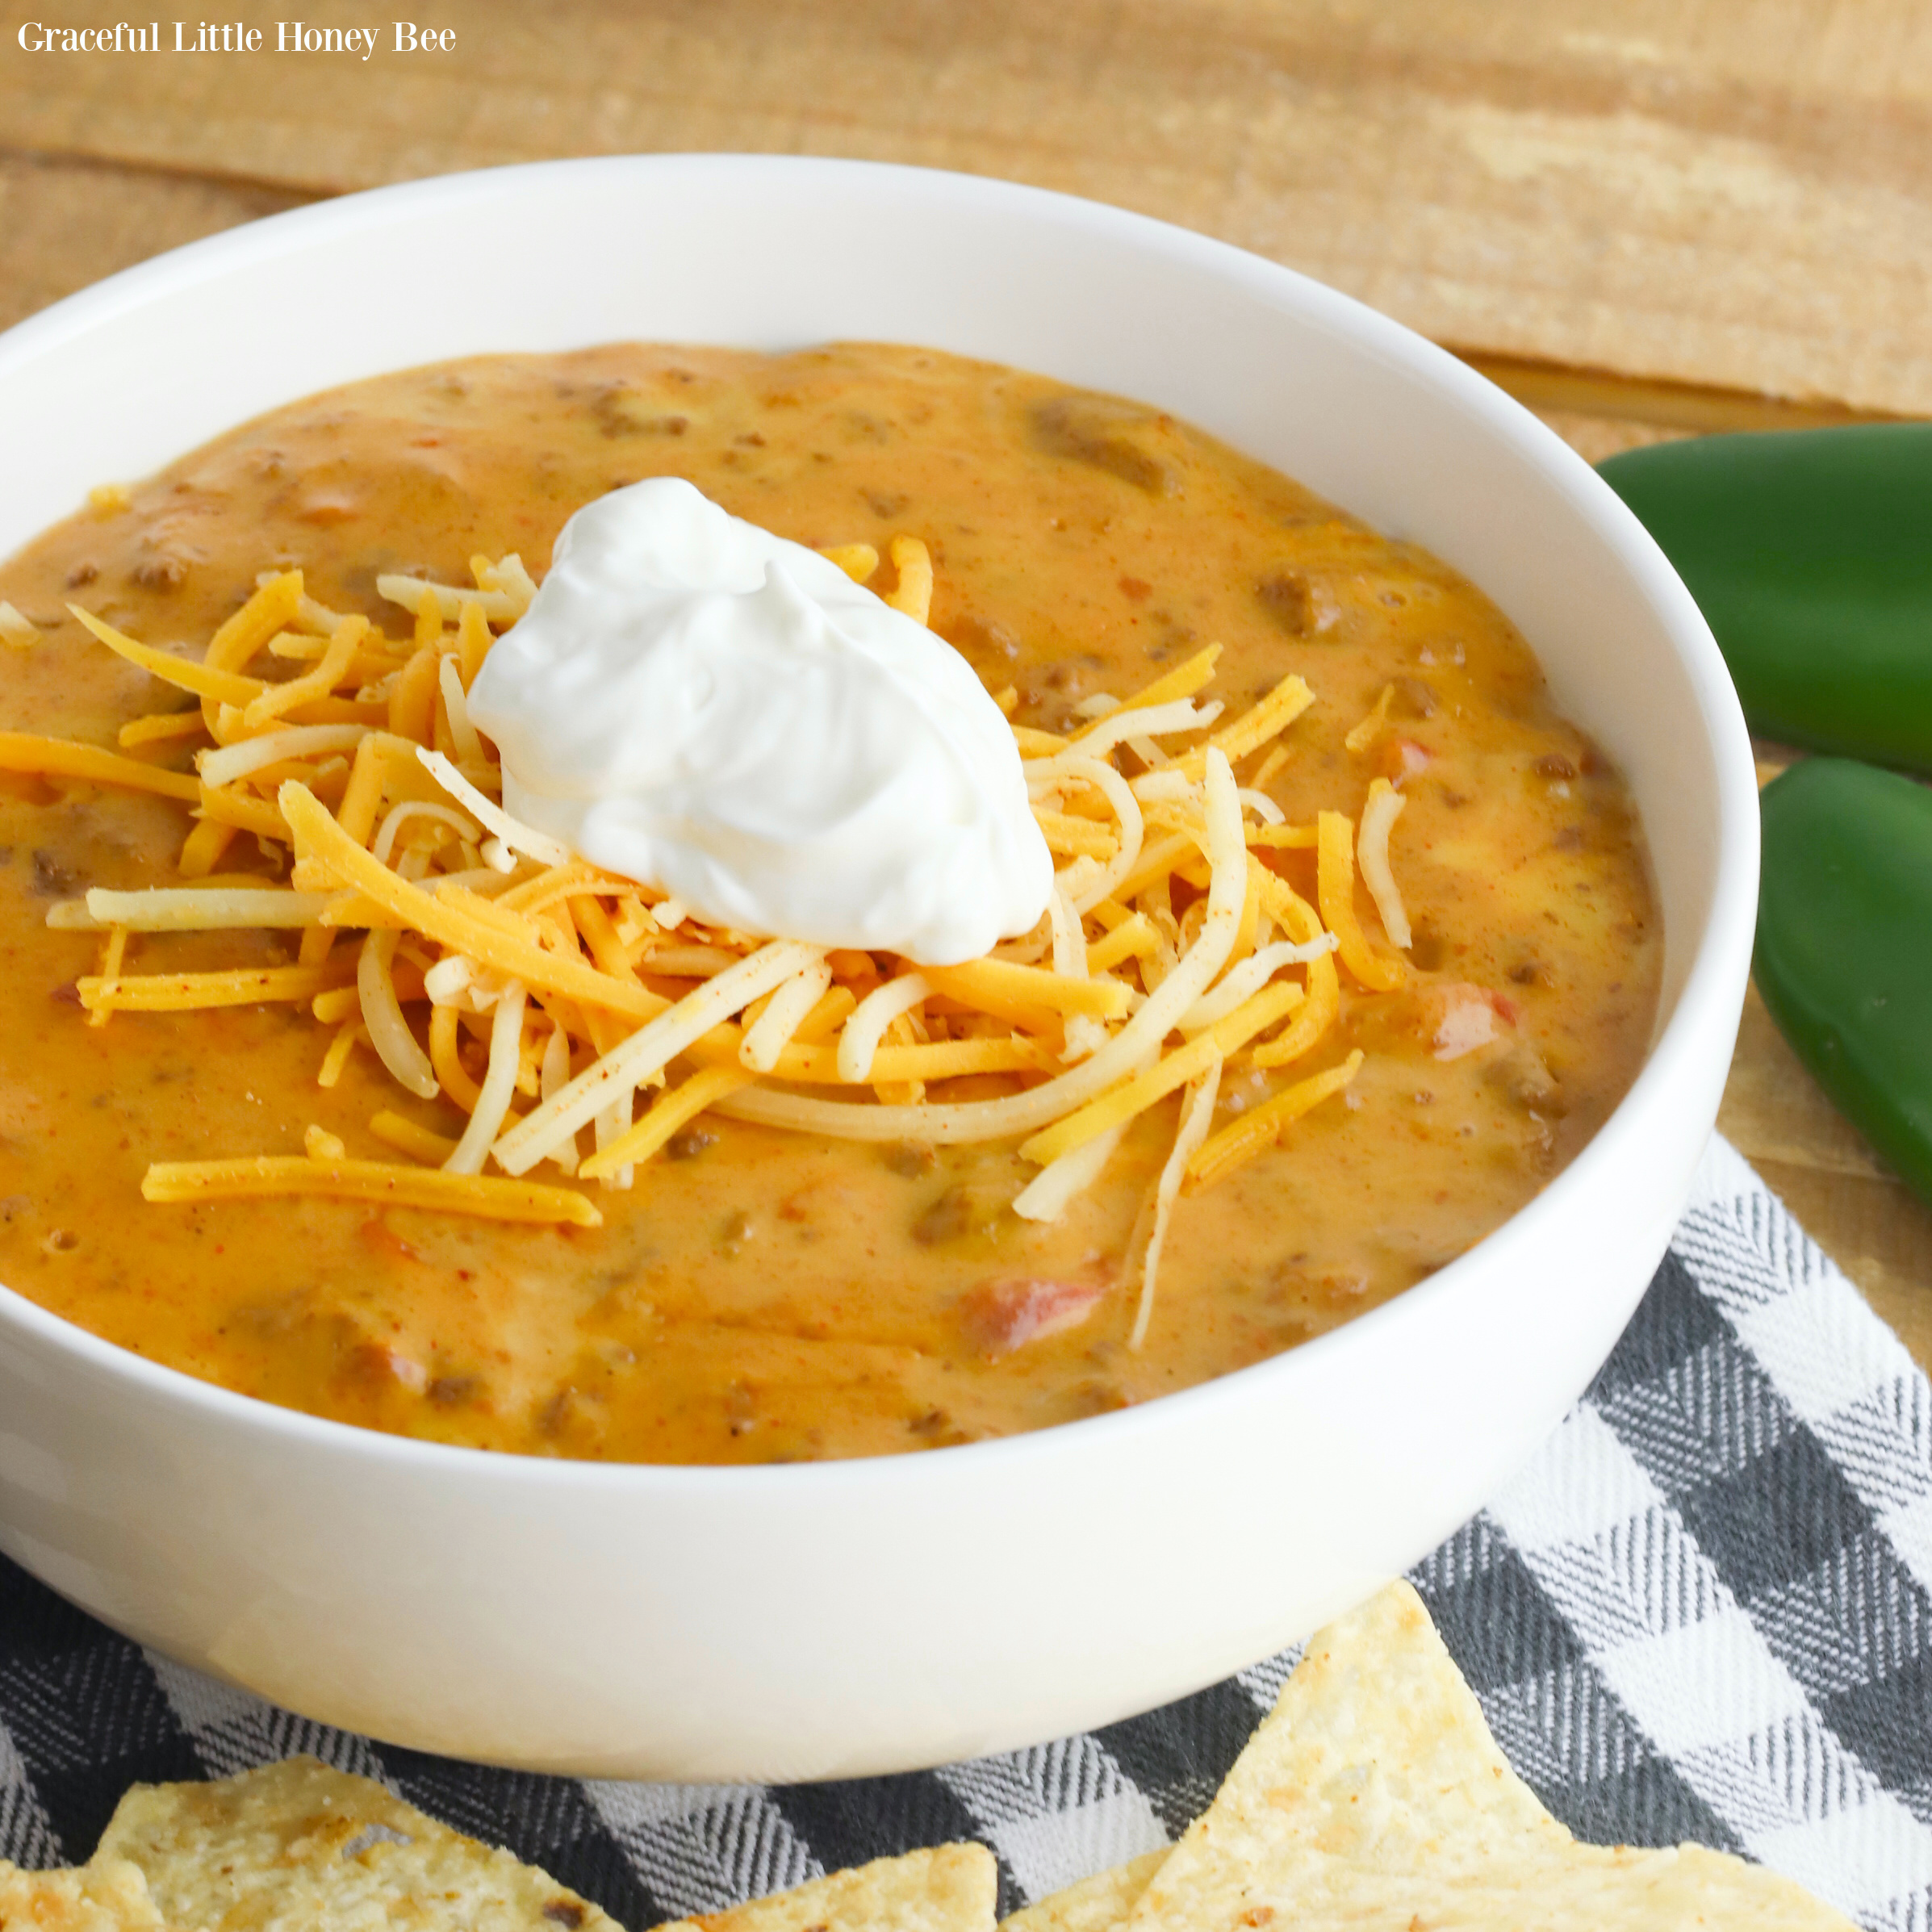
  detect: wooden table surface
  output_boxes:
[5,0,1930,1367]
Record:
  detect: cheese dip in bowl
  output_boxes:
[0,157,1754,1777]
[2,344,1658,1459]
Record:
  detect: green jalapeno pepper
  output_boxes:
[1600,425,1932,770]
[1756,755,1932,1204]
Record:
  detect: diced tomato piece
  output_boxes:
[1384,738,1433,786]
[1423,982,1516,1061]
[958,1276,1108,1357]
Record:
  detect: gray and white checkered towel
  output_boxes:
[2,1135,1929,1928]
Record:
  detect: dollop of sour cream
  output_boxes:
[466,478,1054,966]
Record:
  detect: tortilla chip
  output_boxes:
[998,1851,1166,1932]
[655,1843,997,1932]
[1123,1580,1858,1931]
[95,1755,619,1931]
[0,1859,169,1930]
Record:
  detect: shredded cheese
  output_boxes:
[1018,977,1300,1167]
[491,939,821,1175]
[368,1110,457,1164]
[1316,809,1404,992]
[89,926,129,1029]
[437,654,484,767]
[457,599,493,688]
[818,542,880,583]
[1032,806,1118,860]
[142,1154,601,1225]
[199,724,366,791]
[317,1017,365,1088]
[1130,1055,1223,1349]
[58,888,336,932]
[740,957,834,1073]
[69,604,262,705]
[1178,936,1332,1035]
[1010,1115,1133,1225]
[208,572,304,670]
[79,962,352,1012]
[1217,672,1317,762]
[241,617,366,730]
[1026,696,1223,776]
[1252,945,1341,1071]
[1249,744,1290,791]
[416,749,572,867]
[1131,771,1196,805]
[579,1062,755,1180]
[444,980,527,1174]
[1101,642,1223,717]
[1086,912,1158,972]
[837,973,933,1084]
[883,535,934,627]
[1344,684,1395,755]
[1248,822,1319,850]
[0,731,203,803]
[924,956,1131,1023]
[1186,1049,1365,1192]
[372,799,482,866]
[377,574,524,625]
[1047,882,1089,983]
[46,539,1427,1252]
[283,782,667,1020]
[1048,757,1144,912]
[119,709,210,749]
[359,926,438,1100]
[1357,777,1412,951]
[713,748,1247,1145]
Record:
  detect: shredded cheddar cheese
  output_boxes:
[818,542,880,583]
[1344,683,1395,755]
[882,535,934,627]
[141,1154,601,1225]
[0,731,203,804]
[29,542,1396,1322]
[1018,978,1302,1168]
[1186,1049,1366,1192]
[1315,809,1405,992]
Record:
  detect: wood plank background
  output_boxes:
[3,0,1930,1365]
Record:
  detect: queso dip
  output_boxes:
[0,344,1658,1462]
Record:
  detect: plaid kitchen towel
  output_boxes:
[2,1132,1930,1930]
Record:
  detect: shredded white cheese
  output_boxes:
[491,939,822,1173]
[1130,1055,1223,1349]
[1357,777,1412,950]
[444,980,528,1175]
[741,957,834,1073]
[838,973,935,1085]
[199,724,368,791]
[417,748,573,868]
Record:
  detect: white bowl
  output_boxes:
[0,156,1757,1779]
